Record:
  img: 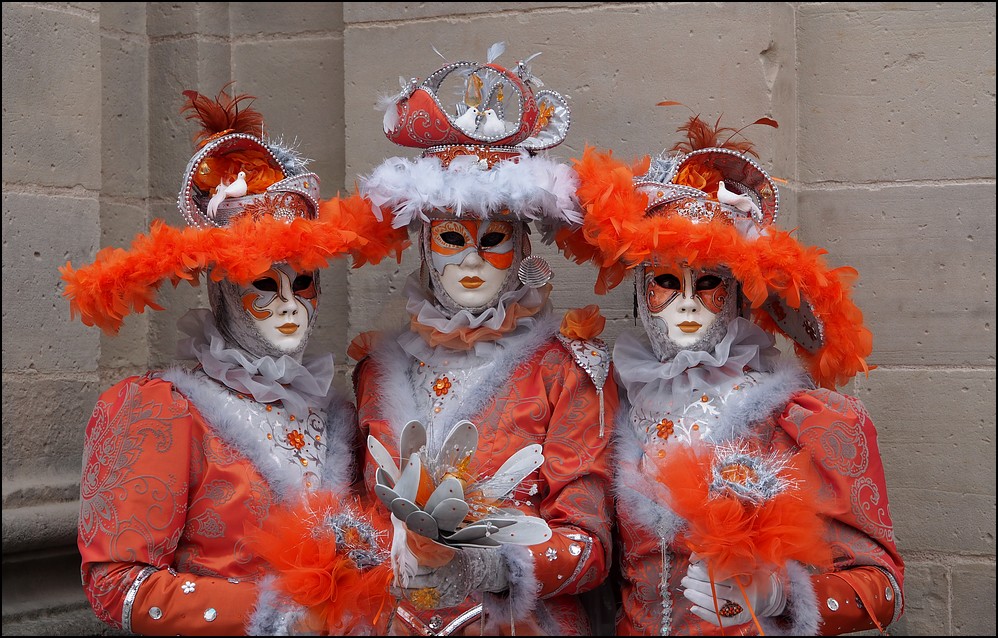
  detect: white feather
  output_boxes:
[487,41,506,64]
[389,514,419,587]
[359,154,582,229]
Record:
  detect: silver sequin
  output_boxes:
[885,587,893,601]
[827,598,840,612]
[568,543,582,556]
[428,615,443,631]
[149,607,162,620]
[204,608,217,622]
[545,547,558,561]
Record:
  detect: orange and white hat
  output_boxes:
[558,108,873,389]
[61,84,408,334]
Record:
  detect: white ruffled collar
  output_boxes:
[176,308,334,420]
[399,272,552,368]
[613,317,781,408]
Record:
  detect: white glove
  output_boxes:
[681,557,787,627]
[402,547,509,609]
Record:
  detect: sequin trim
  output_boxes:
[547,533,592,597]
[122,565,158,633]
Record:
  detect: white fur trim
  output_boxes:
[318,393,359,492]
[759,560,822,635]
[370,320,559,440]
[612,362,809,538]
[708,360,810,443]
[246,575,307,636]
[159,366,353,502]
[359,153,582,228]
[483,543,539,630]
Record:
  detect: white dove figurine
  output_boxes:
[206,171,248,219]
[454,105,480,134]
[478,108,506,137]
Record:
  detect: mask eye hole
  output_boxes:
[479,231,507,249]
[653,273,681,289]
[252,277,279,292]
[695,275,723,291]
[440,231,466,247]
[292,275,314,292]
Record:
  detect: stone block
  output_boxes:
[147,40,233,200]
[345,2,603,23]
[853,368,995,555]
[233,35,346,191]
[797,183,995,367]
[1,376,100,482]
[2,3,101,190]
[797,3,996,183]
[2,192,100,373]
[887,561,949,636]
[231,2,343,35]
[147,2,227,38]
[100,34,148,199]
[952,562,997,635]
[98,1,145,34]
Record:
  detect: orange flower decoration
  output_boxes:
[193,150,285,195]
[288,430,306,450]
[433,376,452,396]
[673,159,723,199]
[559,304,606,340]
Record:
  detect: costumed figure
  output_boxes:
[558,107,905,635]
[351,42,618,635]
[62,84,407,635]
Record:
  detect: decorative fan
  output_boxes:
[368,419,552,550]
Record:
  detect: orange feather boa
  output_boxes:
[243,490,394,635]
[59,193,408,334]
[558,146,873,389]
[654,443,834,584]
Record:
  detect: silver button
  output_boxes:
[204,608,217,622]
[428,615,443,630]
[827,598,840,611]
[568,543,582,556]
[149,607,163,620]
[885,587,893,601]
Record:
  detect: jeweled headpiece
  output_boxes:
[60,84,407,334]
[560,105,873,388]
[360,42,580,231]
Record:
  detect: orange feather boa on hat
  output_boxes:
[59,192,408,334]
[557,146,873,389]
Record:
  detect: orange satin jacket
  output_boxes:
[354,328,617,635]
[615,385,905,636]
[78,370,354,636]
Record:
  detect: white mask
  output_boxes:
[209,263,320,360]
[636,264,738,360]
[422,219,523,313]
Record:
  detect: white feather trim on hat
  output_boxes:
[360,152,582,229]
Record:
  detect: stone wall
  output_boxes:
[2,2,994,635]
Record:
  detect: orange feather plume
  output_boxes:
[658,101,779,158]
[655,443,834,584]
[243,490,395,635]
[59,192,408,334]
[182,81,266,147]
[563,145,872,389]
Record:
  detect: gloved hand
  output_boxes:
[402,546,509,609]
[681,556,787,627]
